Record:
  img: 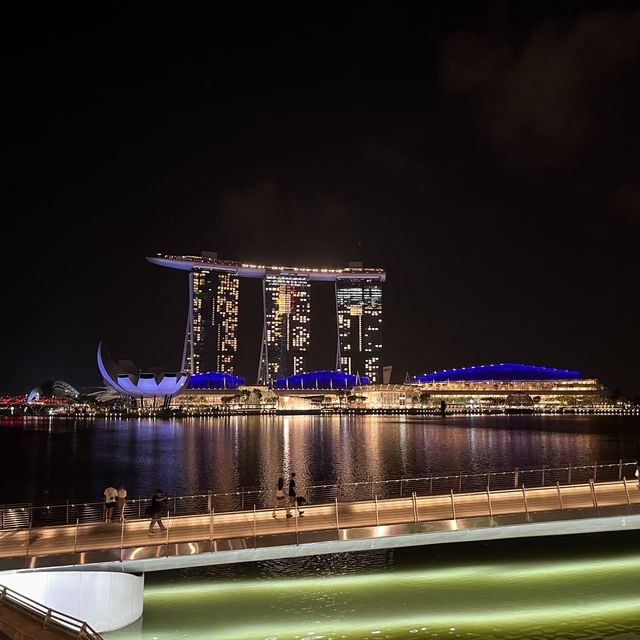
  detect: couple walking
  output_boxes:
[103,483,127,522]
[272,472,304,518]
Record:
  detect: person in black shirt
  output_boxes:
[286,472,296,518]
[148,489,168,535]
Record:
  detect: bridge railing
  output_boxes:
[0,584,103,639]
[0,460,636,531]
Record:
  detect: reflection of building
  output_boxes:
[259,274,311,382]
[336,278,383,383]
[148,253,386,382]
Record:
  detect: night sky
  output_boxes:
[3,2,639,397]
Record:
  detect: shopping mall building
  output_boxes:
[168,363,608,413]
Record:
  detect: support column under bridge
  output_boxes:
[0,570,143,634]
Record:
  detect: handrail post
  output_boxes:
[165,511,170,556]
[589,479,599,515]
[26,508,33,559]
[412,491,418,523]
[334,497,340,533]
[294,503,299,545]
[399,478,403,498]
[119,516,125,562]
[487,487,493,523]
[521,485,530,522]
[66,500,69,526]
[458,473,462,493]
[241,489,245,511]
[556,481,565,517]
[568,464,572,485]
[73,517,79,561]
[619,458,623,481]
[514,467,519,489]
[541,465,545,487]
[429,476,433,495]
[253,505,257,549]
[593,462,597,483]
[374,494,379,527]
[487,471,490,491]
[450,489,456,520]
[623,477,631,507]
[209,506,215,552]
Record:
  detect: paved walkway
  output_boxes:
[0,480,638,568]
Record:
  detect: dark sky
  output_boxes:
[2,2,639,397]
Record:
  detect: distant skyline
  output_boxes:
[2,2,639,397]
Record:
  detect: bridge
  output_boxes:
[1,460,639,633]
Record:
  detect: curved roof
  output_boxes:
[414,363,581,382]
[186,371,245,390]
[274,370,370,389]
[148,254,386,282]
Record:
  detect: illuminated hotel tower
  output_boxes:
[148,253,385,382]
[185,269,239,374]
[336,278,383,383]
[258,273,311,383]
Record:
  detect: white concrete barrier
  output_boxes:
[0,570,144,633]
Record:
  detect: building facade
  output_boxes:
[148,253,386,382]
[336,278,383,383]
[185,269,239,375]
[258,273,311,382]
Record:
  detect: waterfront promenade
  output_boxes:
[1,466,639,573]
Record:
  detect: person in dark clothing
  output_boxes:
[148,489,168,535]
[286,472,296,518]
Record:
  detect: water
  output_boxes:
[0,414,638,505]
[105,534,640,640]
[3,414,640,638]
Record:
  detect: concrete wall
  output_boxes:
[0,570,144,633]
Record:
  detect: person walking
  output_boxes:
[272,476,286,518]
[103,482,117,522]
[148,489,168,535]
[287,472,296,518]
[117,485,128,521]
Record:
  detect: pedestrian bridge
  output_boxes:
[1,461,639,632]
[1,461,639,573]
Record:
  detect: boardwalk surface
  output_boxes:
[1,480,639,570]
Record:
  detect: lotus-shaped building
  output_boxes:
[97,342,189,398]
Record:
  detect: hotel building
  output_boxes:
[336,278,383,382]
[148,252,386,383]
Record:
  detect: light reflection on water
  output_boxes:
[0,414,638,504]
[3,414,640,638]
[105,533,640,640]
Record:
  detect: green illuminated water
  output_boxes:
[106,533,640,640]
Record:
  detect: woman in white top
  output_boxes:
[117,486,128,521]
[272,477,286,518]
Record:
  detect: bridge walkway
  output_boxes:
[1,479,638,570]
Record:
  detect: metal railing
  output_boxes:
[0,460,636,531]
[0,584,103,639]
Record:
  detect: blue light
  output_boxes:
[187,371,245,390]
[273,370,370,390]
[413,363,581,382]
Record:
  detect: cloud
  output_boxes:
[442,9,640,166]
[614,183,640,225]
[216,180,359,261]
